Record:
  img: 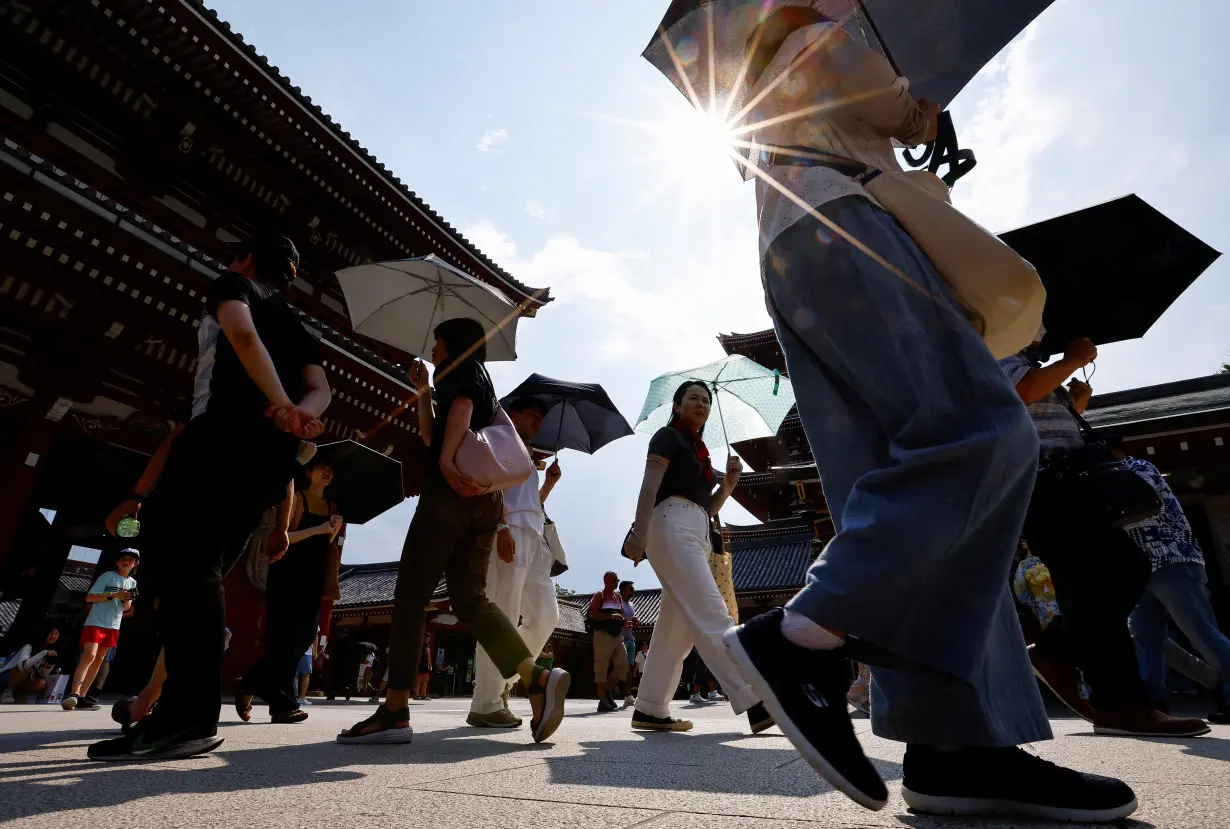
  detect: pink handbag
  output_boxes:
[454,405,534,493]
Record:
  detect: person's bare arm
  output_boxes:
[105,422,186,535]
[439,397,485,497]
[1014,338,1097,404]
[297,365,332,418]
[217,300,293,409]
[409,359,433,447]
[708,456,743,517]
[540,460,561,504]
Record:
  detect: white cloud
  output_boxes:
[526,201,546,220]
[477,127,508,152]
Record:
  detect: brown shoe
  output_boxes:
[1027,644,1096,723]
[1092,708,1210,737]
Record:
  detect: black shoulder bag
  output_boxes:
[1039,407,1161,528]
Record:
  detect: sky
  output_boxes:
[206,0,1230,593]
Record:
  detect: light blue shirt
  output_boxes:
[84,571,137,630]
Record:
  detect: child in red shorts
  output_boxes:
[64,549,138,710]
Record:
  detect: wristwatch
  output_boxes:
[130,492,147,503]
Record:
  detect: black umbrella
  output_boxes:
[997,195,1221,356]
[309,440,404,525]
[500,374,634,455]
[642,1,1056,168]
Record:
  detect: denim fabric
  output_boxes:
[1128,562,1230,700]
[762,195,1051,746]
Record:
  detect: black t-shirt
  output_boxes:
[193,271,321,425]
[430,360,497,464]
[648,427,712,510]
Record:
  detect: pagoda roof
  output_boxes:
[1085,373,1230,434]
[335,562,446,609]
[176,0,548,309]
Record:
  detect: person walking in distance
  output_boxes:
[338,318,569,745]
[624,381,772,735]
[467,396,563,728]
[618,580,639,708]
[588,572,631,713]
[1117,448,1230,724]
[89,233,332,761]
[237,461,342,724]
[713,7,1138,821]
[1002,332,1207,738]
[63,549,138,711]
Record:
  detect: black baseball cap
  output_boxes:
[115,547,140,563]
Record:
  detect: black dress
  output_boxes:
[240,500,331,714]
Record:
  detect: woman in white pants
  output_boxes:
[623,381,773,734]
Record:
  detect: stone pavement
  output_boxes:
[0,698,1226,828]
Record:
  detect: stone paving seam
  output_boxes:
[390,759,551,789]
[403,785,892,827]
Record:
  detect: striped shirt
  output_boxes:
[998,352,1084,455]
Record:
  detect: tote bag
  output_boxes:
[763,148,1046,360]
[455,405,535,493]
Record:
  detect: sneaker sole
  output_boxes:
[90,735,225,763]
[61,698,78,711]
[724,629,887,812]
[901,788,1138,823]
[466,714,523,729]
[1092,723,1211,738]
[336,726,414,745]
[632,720,693,732]
[533,670,570,744]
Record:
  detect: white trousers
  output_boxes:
[637,498,758,718]
[470,525,560,714]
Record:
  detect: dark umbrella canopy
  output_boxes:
[309,440,404,525]
[997,195,1221,356]
[642,1,1056,170]
[500,374,634,455]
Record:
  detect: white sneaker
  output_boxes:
[622,695,634,709]
[707,691,728,702]
[689,693,707,705]
[300,698,312,706]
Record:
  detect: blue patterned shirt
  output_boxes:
[1123,457,1204,572]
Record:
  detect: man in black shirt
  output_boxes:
[89,234,331,762]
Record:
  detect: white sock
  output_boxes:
[780,609,845,650]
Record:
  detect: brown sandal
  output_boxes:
[235,695,253,723]
[271,709,309,724]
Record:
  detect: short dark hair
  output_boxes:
[507,396,549,417]
[232,233,299,289]
[433,317,488,368]
[619,580,634,592]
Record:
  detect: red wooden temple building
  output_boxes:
[0,0,550,685]
[718,327,1230,624]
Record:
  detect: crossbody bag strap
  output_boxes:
[758,145,880,184]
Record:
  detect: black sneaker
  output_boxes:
[597,695,617,713]
[88,722,224,762]
[631,710,693,731]
[723,608,887,811]
[79,695,102,711]
[747,702,775,735]
[902,744,1137,822]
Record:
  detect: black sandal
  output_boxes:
[235,695,253,723]
[271,709,309,724]
[336,704,413,744]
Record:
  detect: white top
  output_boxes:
[747,23,930,258]
[502,462,544,537]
